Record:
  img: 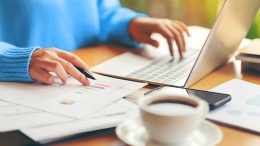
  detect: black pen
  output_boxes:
[75,66,96,80]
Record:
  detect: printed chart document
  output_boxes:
[0,75,147,119]
[207,79,260,133]
[21,99,139,143]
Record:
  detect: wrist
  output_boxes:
[129,17,138,38]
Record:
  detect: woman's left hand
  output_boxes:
[129,17,190,58]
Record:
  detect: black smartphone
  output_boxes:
[145,86,231,111]
[0,131,40,146]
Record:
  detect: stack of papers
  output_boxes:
[22,99,139,143]
[236,39,260,64]
[0,75,146,143]
[236,39,260,71]
[208,79,260,133]
[0,101,70,132]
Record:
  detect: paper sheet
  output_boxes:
[207,79,260,133]
[0,75,146,119]
[21,99,139,143]
[0,100,71,132]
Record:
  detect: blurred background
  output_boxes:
[120,0,260,39]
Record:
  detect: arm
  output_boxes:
[0,42,39,82]
[0,42,91,85]
[98,0,146,48]
[98,0,189,58]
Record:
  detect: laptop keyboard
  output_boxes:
[126,49,200,85]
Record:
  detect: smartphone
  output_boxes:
[0,131,40,146]
[145,86,231,111]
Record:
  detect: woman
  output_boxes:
[0,0,189,85]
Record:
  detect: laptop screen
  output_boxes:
[184,0,260,87]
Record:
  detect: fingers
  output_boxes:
[53,57,90,85]
[170,23,186,52]
[154,24,176,57]
[149,39,160,48]
[36,59,68,83]
[167,37,174,59]
[128,17,189,59]
[153,20,189,58]
[174,21,190,37]
[30,48,92,85]
[138,33,160,48]
[30,67,54,85]
[164,23,184,58]
[57,51,91,74]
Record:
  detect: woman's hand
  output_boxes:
[129,17,190,58]
[29,48,91,85]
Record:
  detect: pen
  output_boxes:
[74,66,96,80]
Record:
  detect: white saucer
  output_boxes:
[116,119,223,146]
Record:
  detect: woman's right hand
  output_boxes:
[29,48,91,85]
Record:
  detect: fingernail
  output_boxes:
[62,76,68,83]
[48,77,54,84]
[81,76,90,86]
[83,80,90,86]
[155,42,159,47]
[62,79,67,84]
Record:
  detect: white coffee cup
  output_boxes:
[138,94,209,144]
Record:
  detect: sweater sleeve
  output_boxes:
[0,42,40,82]
[98,0,147,48]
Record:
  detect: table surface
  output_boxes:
[50,45,260,146]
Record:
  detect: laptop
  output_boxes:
[92,0,259,88]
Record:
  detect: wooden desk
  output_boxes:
[50,45,260,146]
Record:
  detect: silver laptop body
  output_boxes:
[92,0,259,87]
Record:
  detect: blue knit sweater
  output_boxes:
[0,0,143,82]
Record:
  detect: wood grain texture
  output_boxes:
[50,45,260,146]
